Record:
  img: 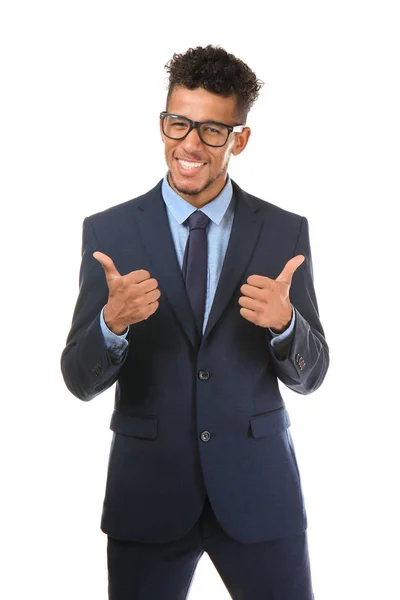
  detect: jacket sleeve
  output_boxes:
[266,216,329,395]
[60,217,129,401]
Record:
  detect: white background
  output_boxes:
[1,1,399,598]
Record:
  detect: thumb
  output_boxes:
[93,251,121,284]
[276,254,305,286]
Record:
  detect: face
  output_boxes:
[160,87,251,208]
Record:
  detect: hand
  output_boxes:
[93,251,161,334]
[238,255,305,331]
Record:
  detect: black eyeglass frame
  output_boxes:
[160,111,246,148]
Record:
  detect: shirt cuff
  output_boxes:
[269,306,296,349]
[100,305,129,357]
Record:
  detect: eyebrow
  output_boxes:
[170,113,229,124]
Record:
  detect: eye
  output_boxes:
[204,125,222,135]
[171,121,189,128]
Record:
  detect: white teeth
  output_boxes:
[178,159,204,169]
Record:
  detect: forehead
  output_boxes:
[167,87,238,123]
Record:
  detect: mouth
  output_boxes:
[175,157,207,177]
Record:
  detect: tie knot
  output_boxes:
[187,211,210,231]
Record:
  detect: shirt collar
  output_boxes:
[161,173,233,225]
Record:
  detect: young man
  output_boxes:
[61,45,329,599]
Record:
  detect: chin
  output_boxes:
[174,181,205,197]
[169,169,209,197]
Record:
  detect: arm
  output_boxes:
[60,217,129,401]
[266,217,329,394]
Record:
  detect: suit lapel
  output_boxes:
[134,179,262,350]
[135,181,200,349]
[202,180,262,342]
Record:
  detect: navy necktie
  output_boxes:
[182,210,210,336]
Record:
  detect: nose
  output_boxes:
[180,126,205,152]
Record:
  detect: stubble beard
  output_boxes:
[168,166,226,197]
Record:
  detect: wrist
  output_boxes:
[108,323,128,336]
[270,306,293,334]
[103,305,127,335]
[270,324,288,334]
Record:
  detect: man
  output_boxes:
[61,45,329,599]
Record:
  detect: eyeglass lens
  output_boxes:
[163,115,229,147]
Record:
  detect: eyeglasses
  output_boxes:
[160,111,246,148]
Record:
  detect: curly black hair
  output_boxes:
[164,45,264,124]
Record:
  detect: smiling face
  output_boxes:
[160,87,251,208]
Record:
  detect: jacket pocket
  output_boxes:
[249,406,291,438]
[109,410,158,439]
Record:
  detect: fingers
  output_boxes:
[93,251,152,286]
[240,282,268,300]
[144,288,161,303]
[146,300,160,318]
[135,275,159,292]
[238,295,264,311]
[246,274,274,289]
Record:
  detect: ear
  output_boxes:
[231,127,251,156]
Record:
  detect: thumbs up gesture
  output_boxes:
[93,252,161,334]
[238,255,305,332]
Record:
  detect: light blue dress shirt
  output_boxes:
[100,174,295,359]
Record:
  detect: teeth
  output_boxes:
[178,159,204,169]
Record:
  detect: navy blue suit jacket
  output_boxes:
[61,178,329,543]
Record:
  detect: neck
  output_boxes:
[167,171,228,208]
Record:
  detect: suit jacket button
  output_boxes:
[198,370,210,381]
[200,431,211,442]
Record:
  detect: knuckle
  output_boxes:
[132,295,140,306]
[133,269,150,281]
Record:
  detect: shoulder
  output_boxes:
[85,180,163,227]
[232,179,305,225]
